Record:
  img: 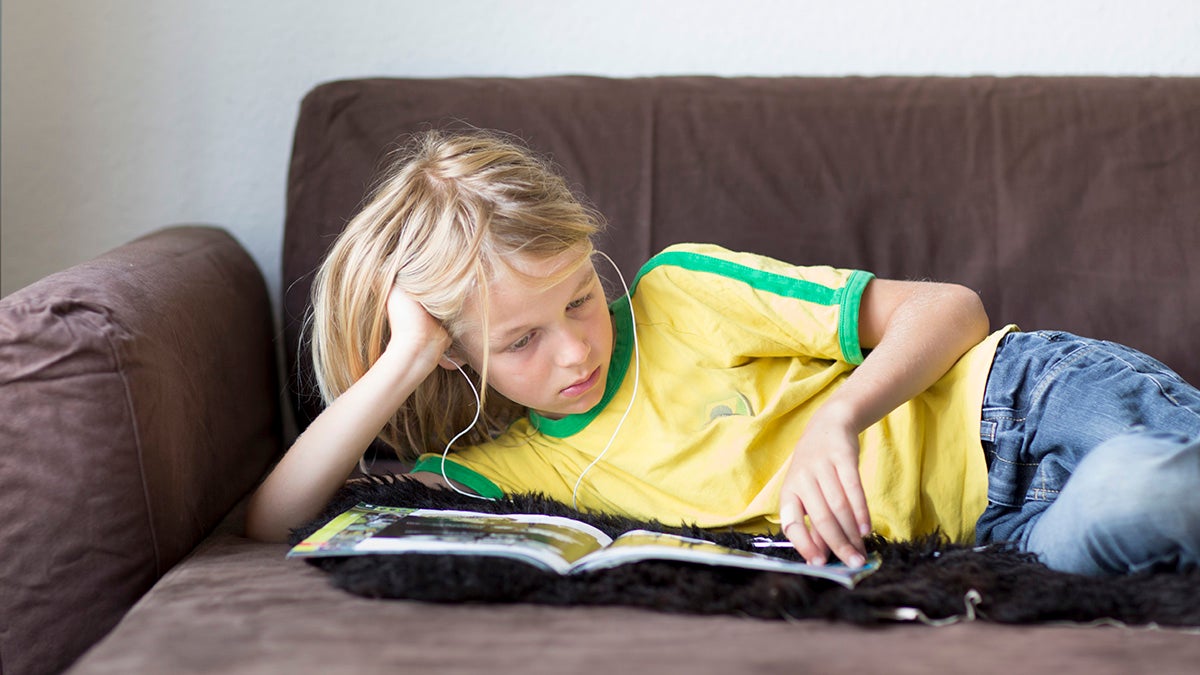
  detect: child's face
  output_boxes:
[452,250,614,420]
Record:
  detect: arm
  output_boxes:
[780,278,990,567]
[245,288,451,543]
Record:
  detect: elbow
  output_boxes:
[243,492,289,544]
[947,283,990,343]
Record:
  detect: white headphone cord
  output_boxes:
[571,251,639,510]
[439,360,494,501]
[354,358,488,502]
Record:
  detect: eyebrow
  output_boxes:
[489,272,595,346]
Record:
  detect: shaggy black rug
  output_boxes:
[291,475,1200,626]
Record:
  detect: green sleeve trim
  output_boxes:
[634,248,874,364]
[410,456,504,500]
[836,270,874,365]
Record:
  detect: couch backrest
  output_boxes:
[283,76,1200,430]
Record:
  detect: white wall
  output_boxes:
[3,0,1199,303]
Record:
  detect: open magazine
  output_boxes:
[289,503,881,588]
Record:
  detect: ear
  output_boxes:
[437,349,467,371]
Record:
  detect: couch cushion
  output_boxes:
[70,504,1200,674]
[0,226,281,675]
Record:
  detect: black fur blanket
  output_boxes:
[291,476,1200,626]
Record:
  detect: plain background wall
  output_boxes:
[3,0,1200,305]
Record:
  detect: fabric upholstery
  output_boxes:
[69,503,1200,674]
[282,76,1200,430]
[0,226,281,675]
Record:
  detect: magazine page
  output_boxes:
[568,530,881,588]
[288,504,614,574]
[287,503,417,557]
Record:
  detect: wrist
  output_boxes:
[371,342,442,398]
[380,334,445,372]
[809,398,868,435]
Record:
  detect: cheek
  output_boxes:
[593,312,615,351]
[485,357,545,398]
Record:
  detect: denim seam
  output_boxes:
[1107,348,1197,417]
[1029,487,1062,500]
[988,454,1039,468]
[1028,343,1098,405]
[981,407,1026,423]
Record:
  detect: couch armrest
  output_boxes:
[0,226,282,675]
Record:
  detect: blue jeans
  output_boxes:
[973,331,1200,576]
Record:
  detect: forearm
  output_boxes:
[815,281,989,433]
[780,281,988,564]
[245,348,429,542]
[781,279,988,566]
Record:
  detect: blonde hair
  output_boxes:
[308,130,604,462]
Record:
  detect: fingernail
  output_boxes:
[860,524,871,536]
[849,555,865,568]
[811,556,826,567]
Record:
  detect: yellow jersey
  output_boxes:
[415,243,1012,543]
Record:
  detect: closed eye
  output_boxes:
[568,293,593,310]
[506,294,592,352]
[508,331,535,352]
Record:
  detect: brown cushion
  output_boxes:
[70,506,1200,674]
[0,226,281,675]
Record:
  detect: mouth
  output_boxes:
[560,366,601,398]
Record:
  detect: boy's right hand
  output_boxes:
[384,285,453,370]
[780,414,870,569]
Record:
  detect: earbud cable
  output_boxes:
[439,361,493,500]
[571,251,639,510]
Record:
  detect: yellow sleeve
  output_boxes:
[630,243,874,364]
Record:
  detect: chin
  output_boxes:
[537,395,600,420]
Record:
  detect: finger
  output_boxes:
[819,468,864,553]
[808,520,827,558]
[808,457,862,536]
[834,460,872,539]
[817,468,868,559]
[802,477,862,567]
[780,499,825,566]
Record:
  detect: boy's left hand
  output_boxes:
[779,419,870,568]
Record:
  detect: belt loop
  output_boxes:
[980,419,998,443]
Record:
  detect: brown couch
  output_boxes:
[2,76,1198,674]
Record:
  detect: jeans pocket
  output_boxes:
[985,449,1040,507]
[981,407,1041,508]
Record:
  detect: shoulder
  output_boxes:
[633,243,870,301]
[631,243,765,294]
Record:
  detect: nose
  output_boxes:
[554,325,591,367]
